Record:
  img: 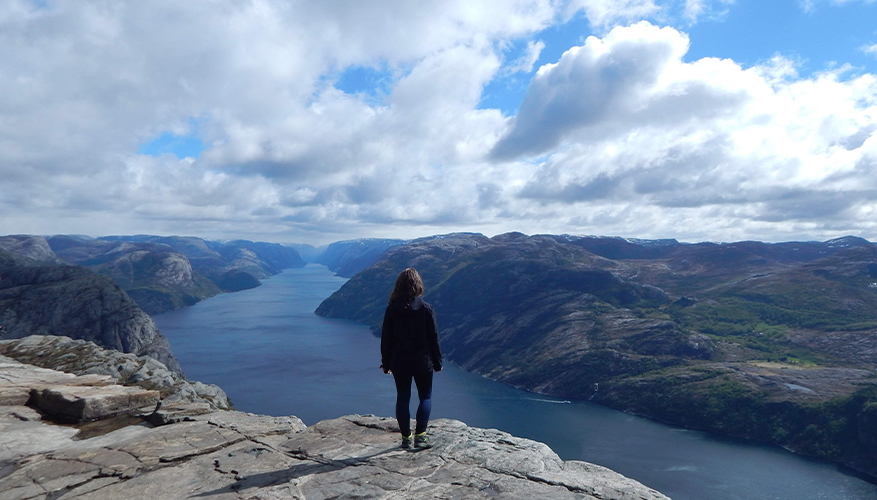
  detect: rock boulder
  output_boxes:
[0,336,230,410]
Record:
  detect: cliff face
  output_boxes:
[0,235,65,265]
[0,351,669,500]
[0,253,181,374]
[87,247,220,315]
[318,238,406,277]
[216,239,308,276]
[316,232,877,478]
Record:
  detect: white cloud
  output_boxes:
[489,22,877,240]
[492,23,713,160]
[863,44,877,56]
[684,0,706,20]
[1,2,877,245]
[506,40,546,74]
[564,0,661,28]
[0,0,554,242]
[683,0,735,22]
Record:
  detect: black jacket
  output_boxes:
[381,296,442,375]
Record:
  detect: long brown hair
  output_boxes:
[388,268,424,305]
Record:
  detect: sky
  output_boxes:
[2,0,877,245]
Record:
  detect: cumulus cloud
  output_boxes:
[491,23,747,160]
[2,1,877,244]
[489,22,877,240]
[0,0,554,241]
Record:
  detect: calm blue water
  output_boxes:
[154,264,877,500]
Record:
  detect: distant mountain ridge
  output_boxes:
[317,232,877,478]
[45,234,307,314]
[0,234,65,265]
[318,238,406,277]
[317,233,486,277]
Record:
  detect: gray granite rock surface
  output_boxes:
[0,356,670,500]
[0,336,230,409]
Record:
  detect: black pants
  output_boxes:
[392,371,433,436]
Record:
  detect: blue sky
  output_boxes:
[295,1,877,120]
[140,0,877,158]
[684,1,877,71]
[4,0,877,244]
[139,0,877,157]
[139,132,205,159]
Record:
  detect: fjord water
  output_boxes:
[155,265,877,500]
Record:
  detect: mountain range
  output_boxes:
[43,234,306,314]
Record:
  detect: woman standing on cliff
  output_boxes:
[381,268,442,449]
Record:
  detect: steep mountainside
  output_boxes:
[47,235,220,315]
[47,235,307,313]
[289,242,321,262]
[319,238,406,277]
[0,249,182,374]
[213,239,307,274]
[317,232,877,478]
[0,235,65,265]
[96,235,305,281]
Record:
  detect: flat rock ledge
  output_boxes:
[1,359,670,500]
[0,336,230,410]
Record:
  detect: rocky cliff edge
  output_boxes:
[0,336,230,410]
[0,340,669,500]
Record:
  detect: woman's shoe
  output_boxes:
[414,432,432,449]
[400,434,412,449]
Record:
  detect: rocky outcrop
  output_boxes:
[0,336,230,410]
[0,260,182,373]
[0,357,669,500]
[0,235,65,265]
